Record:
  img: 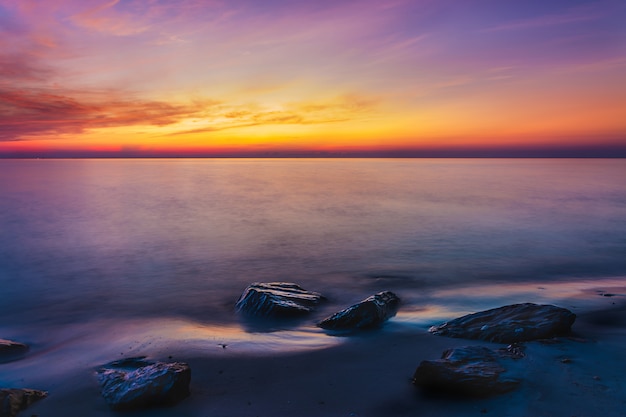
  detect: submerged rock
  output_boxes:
[0,340,28,363]
[0,388,47,417]
[413,345,523,397]
[318,291,400,330]
[235,282,325,318]
[96,357,191,410]
[429,303,576,343]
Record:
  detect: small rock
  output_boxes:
[0,388,47,417]
[500,343,525,359]
[235,282,325,318]
[413,346,522,397]
[0,340,29,363]
[318,291,400,330]
[429,303,576,343]
[96,357,191,410]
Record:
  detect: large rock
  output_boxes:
[318,291,400,330]
[235,282,325,318]
[413,345,523,397]
[96,357,191,410]
[429,303,576,343]
[0,340,28,363]
[0,388,47,417]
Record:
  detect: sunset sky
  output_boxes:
[1,0,625,157]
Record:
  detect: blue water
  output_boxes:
[1,158,625,328]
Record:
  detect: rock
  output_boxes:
[0,388,47,417]
[318,291,400,330]
[235,282,325,318]
[96,357,191,410]
[0,340,28,363]
[412,345,523,397]
[429,303,576,343]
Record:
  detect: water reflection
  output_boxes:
[396,276,626,327]
[173,321,340,354]
[1,158,625,327]
[0,316,341,391]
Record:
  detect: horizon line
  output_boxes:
[2,146,626,159]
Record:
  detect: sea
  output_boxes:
[1,158,626,360]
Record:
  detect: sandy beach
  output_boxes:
[2,280,625,417]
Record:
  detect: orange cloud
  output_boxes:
[167,93,380,136]
[0,87,215,141]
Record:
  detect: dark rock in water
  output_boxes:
[429,303,576,343]
[235,282,325,318]
[96,357,191,410]
[0,388,47,417]
[318,291,400,330]
[0,340,28,363]
[413,345,523,397]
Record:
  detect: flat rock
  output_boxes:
[318,291,400,330]
[429,303,576,343]
[413,345,523,397]
[235,282,325,318]
[96,357,191,410]
[0,388,47,417]
[0,340,28,363]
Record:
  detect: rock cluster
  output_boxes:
[415,303,577,397]
[2,285,581,410]
[429,303,576,343]
[413,345,524,396]
[235,282,325,318]
[318,291,400,330]
[96,357,191,410]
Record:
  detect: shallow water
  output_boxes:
[1,158,625,329]
[2,158,626,413]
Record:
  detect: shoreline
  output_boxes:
[2,280,626,416]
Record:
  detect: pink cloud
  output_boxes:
[68,0,151,36]
[0,54,53,82]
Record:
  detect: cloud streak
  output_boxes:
[167,94,380,136]
[0,88,212,141]
[481,3,607,32]
[0,54,53,82]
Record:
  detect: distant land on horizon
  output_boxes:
[2,144,626,159]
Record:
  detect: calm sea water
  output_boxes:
[1,158,625,329]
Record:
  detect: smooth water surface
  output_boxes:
[1,158,625,328]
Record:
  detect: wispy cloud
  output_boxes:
[554,56,626,74]
[68,0,151,36]
[482,4,605,32]
[167,93,381,136]
[0,53,53,82]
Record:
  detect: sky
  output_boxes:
[0,0,625,157]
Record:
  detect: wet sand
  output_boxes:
[2,284,626,417]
